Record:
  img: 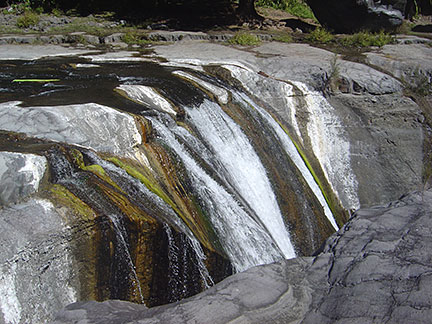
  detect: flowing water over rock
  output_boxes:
[1,44,425,323]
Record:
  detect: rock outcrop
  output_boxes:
[153,40,428,210]
[52,188,432,323]
[306,0,406,33]
[0,39,430,324]
[0,102,142,157]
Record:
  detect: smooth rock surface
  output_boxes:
[52,189,432,324]
[366,42,432,88]
[0,101,142,156]
[0,44,95,60]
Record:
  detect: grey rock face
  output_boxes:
[366,43,432,92]
[304,189,432,323]
[306,0,405,33]
[52,189,432,324]
[0,102,142,156]
[327,93,424,207]
[0,152,47,205]
[0,199,90,324]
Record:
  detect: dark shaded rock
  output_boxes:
[52,189,432,324]
[280,18,316,33]
[306,0,405,33]
[412,24,432,33]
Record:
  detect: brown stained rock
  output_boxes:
[52,189,432,324]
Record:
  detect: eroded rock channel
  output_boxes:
[0,40,430,323]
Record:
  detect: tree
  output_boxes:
[237,0,262,20]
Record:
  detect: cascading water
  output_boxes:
[187,236,214,289]
[0,57,347,319]
[151,117,285,272]
[108,214,144,304]
[233,92,339,231]
[183,99,297,258]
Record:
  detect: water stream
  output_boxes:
[151,117,284,272]
[0,57,345,310]
[108,214,145,304]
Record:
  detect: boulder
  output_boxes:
[306,0,405,33]
[52,189,432,323]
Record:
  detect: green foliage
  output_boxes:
[5,0,32,14]
[306,27,334,44]
[51,8,64,16]
[228,32,261,46]
[273,33,293,43]
[256,0,316,19]
[340,31,395,48]
[16,10,40,28]
[122,31,153,46]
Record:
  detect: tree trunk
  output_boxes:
[237,0,262,20]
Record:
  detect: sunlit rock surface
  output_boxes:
[52,189,432,324]
[0,102,142,156]
[0,199,82,324]
[0,152,47,205]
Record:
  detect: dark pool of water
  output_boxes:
[0,57,205,114]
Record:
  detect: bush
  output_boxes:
[228,32,261,46]
[122,31,153,46]
[340,31,395,48]
[256,0,316,20]
[306,27,334,44]
[16,11,40,28]
[273,33,293,43]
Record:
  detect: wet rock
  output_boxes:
[154,42,426,209]
[0,152,47,205]
[306,0,405,33]
[51,189,432,324]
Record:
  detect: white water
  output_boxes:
[151,118,285,272]
[234,92,339,230]
[108,214,144,304]
[187,236,214,289]
[185,99,296,259]
[163,223,214,294]
[292,82,360,210]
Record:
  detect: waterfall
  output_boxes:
[184,99,296,258]
[163,223,186,302]
[151,117,286,272]
[186,236,214,289]
[86,151,214,289]
[108,214,144,304]
[233,92,339,230]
